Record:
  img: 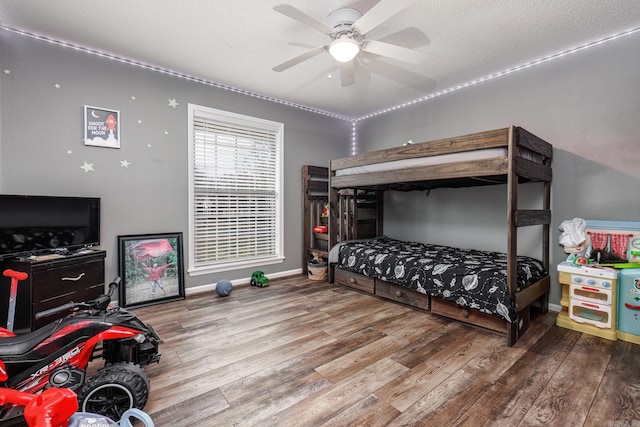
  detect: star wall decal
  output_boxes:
[80,161,94,173]
[120,159,131,168]
[3,69,10,75]
[54,83,60,89]
[168,98,179,108]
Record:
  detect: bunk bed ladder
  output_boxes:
[332,189,383,243]
[506,126,553,345]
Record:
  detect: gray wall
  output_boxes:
[357,33,640,306]
[0,31,351,291]
[2,28,640,307]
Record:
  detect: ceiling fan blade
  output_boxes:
[362,39,426,64]
[272,46,326,72]
[273,4,334,34]
[352,0,414,35]
[339,61,355,87]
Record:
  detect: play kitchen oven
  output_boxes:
[556,262,618,340]
[568,270,615,329]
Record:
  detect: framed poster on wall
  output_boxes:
[84,105,120,148]
[117,232,185,308]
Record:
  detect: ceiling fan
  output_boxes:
[272,0,426,86]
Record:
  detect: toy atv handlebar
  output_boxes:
[34,277,121,320]
[2,269,28,281]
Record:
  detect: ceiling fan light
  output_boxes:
[329,37,360,62]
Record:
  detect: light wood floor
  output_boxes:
[131,275,640,426]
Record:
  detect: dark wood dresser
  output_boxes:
[0,250,106,334]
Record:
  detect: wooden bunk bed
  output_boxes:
[328,126,552,346]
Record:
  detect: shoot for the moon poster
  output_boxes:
[84,105,120,148]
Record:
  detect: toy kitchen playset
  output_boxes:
[556,219,640,344]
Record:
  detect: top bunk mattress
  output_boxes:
[333,236,547,323]
[335,148,507,176]
[330,127,552,190]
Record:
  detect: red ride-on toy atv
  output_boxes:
[0,275,162,425]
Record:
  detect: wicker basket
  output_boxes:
[307,262,327,281]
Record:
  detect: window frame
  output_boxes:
[187,103,284,276]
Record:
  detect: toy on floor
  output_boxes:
[216,279,233,297]
[70,408,154,427]
[2,269,29,335]
[250,270,269,287]
[0,277,162,424]
[0,360,154,426]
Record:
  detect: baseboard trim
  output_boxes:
[186,268,303,295]
[185,271,563,313]
[548,303,561,313]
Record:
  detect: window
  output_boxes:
[188,104,284,274]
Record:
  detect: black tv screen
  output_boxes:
[0,195,100,260]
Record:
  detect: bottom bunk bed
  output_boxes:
[330,236,550,345]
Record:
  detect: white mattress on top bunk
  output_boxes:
[334,147,507,176]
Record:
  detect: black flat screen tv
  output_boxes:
[0,195,100,260]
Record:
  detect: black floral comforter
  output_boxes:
[336,236,547,323]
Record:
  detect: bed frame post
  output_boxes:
[303,165,311,276]
[506,126,519,345]
[376,190,384,236]
[329,167,338,283]
[541,161,552,314]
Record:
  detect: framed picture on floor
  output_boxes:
[117,232,185,308]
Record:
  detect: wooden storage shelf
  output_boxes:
[302,165,329,276]
[312,233,329,257]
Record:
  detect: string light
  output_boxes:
[2,24,639,155]
[358,26,640,121]
[351,121,358,155]
[0,25,351,122]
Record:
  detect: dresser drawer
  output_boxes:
[33,285,103,318]
[32,259,105,302]
[334,268,374,294]
[375,279,430,311]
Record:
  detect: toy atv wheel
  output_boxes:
[77,362,150,421]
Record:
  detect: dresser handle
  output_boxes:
[349,278,356,284]
[62,273,85,281]
[395,290,403,297]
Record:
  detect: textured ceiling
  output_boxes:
[1,0,640,119]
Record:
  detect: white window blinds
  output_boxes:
[188,104,283,274]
